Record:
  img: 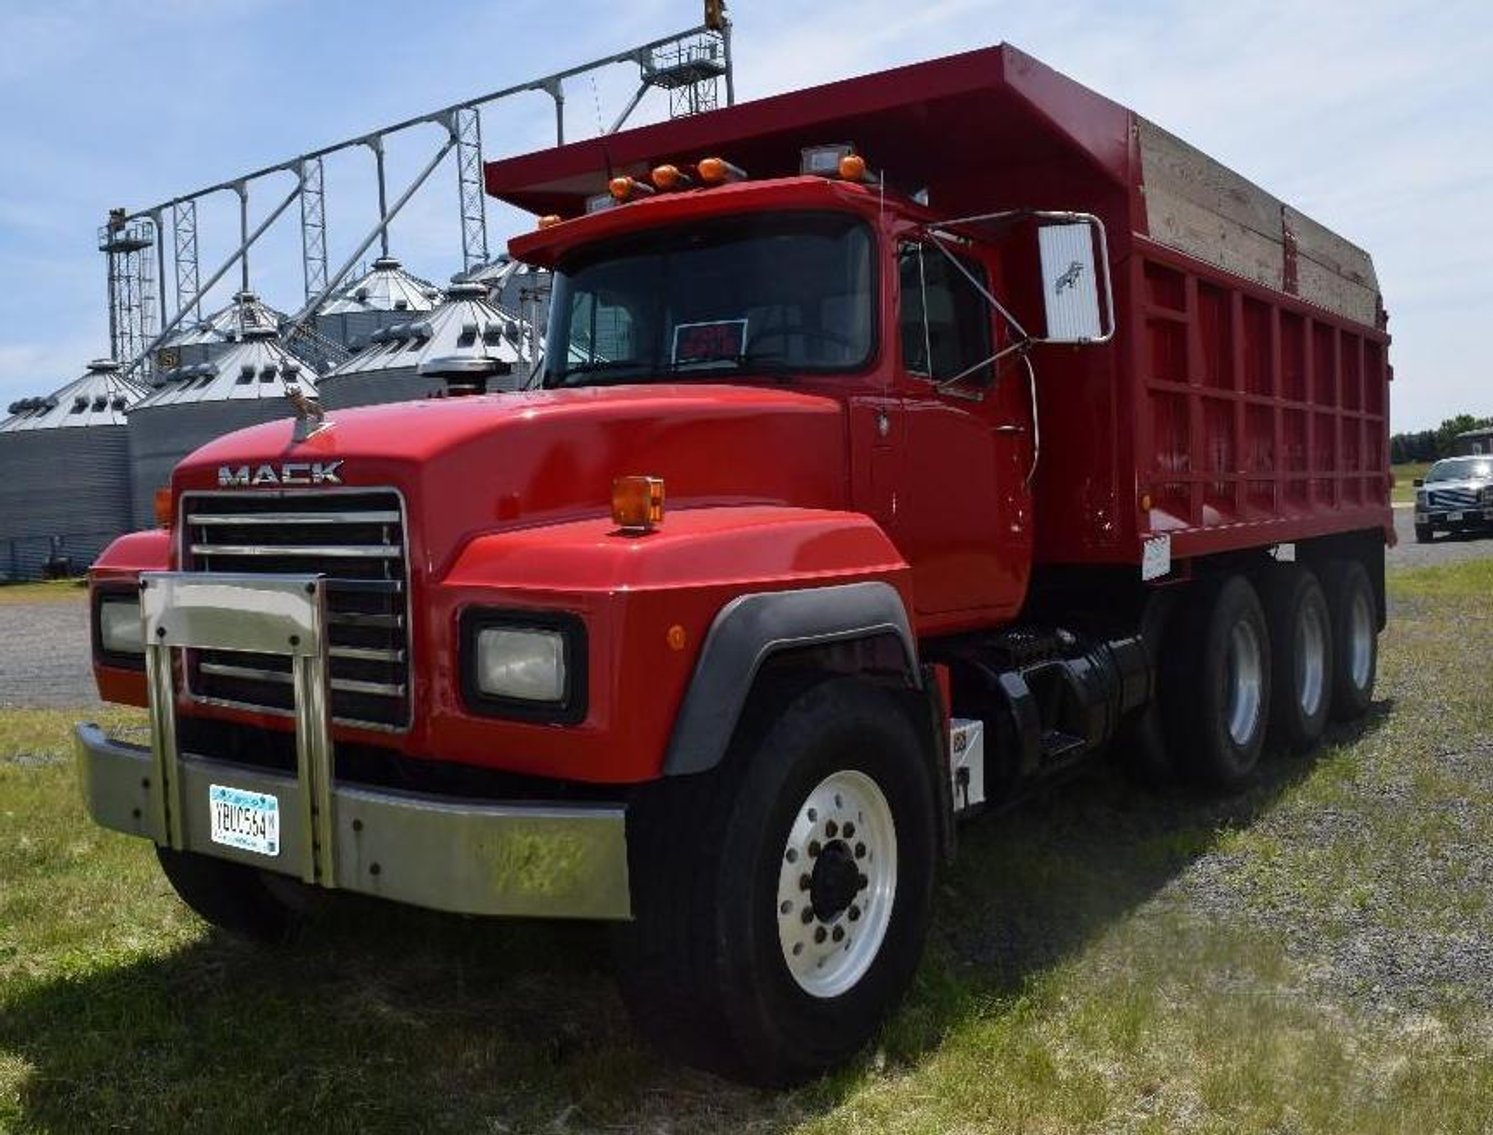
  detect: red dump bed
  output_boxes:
[486,44,1392,567]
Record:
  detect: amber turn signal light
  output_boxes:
[536,214,563,229]
[612,476,665,533]
[153,486,174,528]
[609,176,655,202]
[696,157,747,185]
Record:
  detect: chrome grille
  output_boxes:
[1428,487,1479,510]
[182,490,411,729]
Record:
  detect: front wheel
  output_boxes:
[155,846,306,943]
[1414,524,1432,543]
[613,677,937,1085]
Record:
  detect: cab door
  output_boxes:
[884,239,1033,623]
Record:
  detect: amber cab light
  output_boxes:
[609,176,655,202]
[838,153,869,182]
[651,164,693,190]
[536,214,563,229]
[153,486,174,528]
[696,157,747,185]
[612,476,665,534]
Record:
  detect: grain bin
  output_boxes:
[0,360,147,578]
[319,282,527,409]
[313,256,440,351]
[127,327,317,527]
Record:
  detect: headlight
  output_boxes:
[476,627,566,701]
[461,611,587,722]
[93,588,145,666]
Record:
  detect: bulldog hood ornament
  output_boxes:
[285,382,332,441]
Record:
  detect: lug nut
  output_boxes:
[799,873,812,891]
[814,927,827,944]
[807,807,818,823]
[848,905,860,922]
[857,873,868,891]
[832,926,845,943]
[780,900,792,915]
[825,820,838,838]
[785,847,798,863]
[801,908,814,925]
[809,840,822,858]
[855,842,866,859]
[843,822,855,838]
[792,942,803,956]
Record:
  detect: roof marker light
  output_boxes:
[697,157,747,185]
[651,164,693,190]
[609,176,656,202]
[537,214,563,229]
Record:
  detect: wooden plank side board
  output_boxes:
[1137,117,1380,329]
[1284,204,1380,327]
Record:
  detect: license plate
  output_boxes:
[1447,511,1464,522]
[209,784,281,857]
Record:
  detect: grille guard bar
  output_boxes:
[142,571,337,885]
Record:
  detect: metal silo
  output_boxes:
[154,290,287,370]
[0,360,147,579]
[314,256,441,351]
[460,255,551,363]
[127,327,318,527]
[319,282,530,409]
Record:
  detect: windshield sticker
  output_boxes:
[672,319,747,368]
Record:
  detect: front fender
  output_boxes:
[433,505,914,783]
[90,528,173,706]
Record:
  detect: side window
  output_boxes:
[568,289,637,364]
[898,242,993,385]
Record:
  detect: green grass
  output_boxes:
[4,563,1493,1132]
[0,580,86,604]
[1391,462,1431,504]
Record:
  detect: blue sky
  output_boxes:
[1,0,1489,431]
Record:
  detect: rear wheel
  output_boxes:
[155,846,304,943]
[1161,574,1271,792]
[1260,565,1333,754]
[612,677,937,1085]
[1323,558,1378,721]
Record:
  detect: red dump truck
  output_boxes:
[78,44,1391,1083]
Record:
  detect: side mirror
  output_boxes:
[1036,216,1114,345]
[1412,478,1424,487]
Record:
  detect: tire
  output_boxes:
[612,677,938,1085]
[155,846,304,943]
[1115,588,1177,787]
[1322,558,1378,722]
[1160,574,1271,793]
[1260,564,1333,754]
[1414,524,1432,543]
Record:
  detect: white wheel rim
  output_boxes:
[1348,590,1374,690]
[1225,619,1264,747]
[1296,601,1327,718]
[775,769,897,999]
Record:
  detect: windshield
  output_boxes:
[1426,457,1493,482]
[542,213,874,387]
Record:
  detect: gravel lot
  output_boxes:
[0,513,1485,713]
[0,595,99,708]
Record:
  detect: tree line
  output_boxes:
[1390,414,1493,465]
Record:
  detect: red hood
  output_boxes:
[175,384,849,578]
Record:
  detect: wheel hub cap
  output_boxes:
[776,769,897,999]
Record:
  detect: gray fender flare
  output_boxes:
[661,580,920,777]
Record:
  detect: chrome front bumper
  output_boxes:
[76,571,630,920]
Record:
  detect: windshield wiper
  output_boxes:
[550,360,651,388]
